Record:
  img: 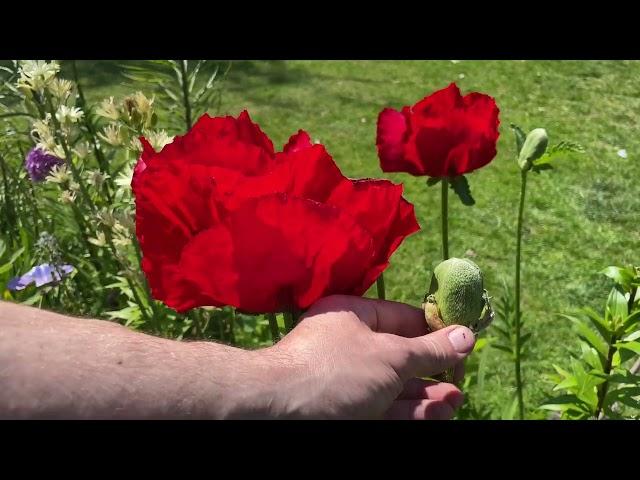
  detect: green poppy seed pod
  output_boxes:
[423,258,494,334]
[518,128,549,172]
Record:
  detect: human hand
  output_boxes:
[249,295,476,420]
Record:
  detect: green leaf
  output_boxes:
[602,266,636,290]
[553,364,573,378]
[531,163,553,174]
[491,343,514,355]
[520,332,532,347]
[510,124,527,155]
[473,337,489,352]
[623,330,640,342]
[581,343,604,371]
[449,175,475,206]
[501,394,519,420]
[622,310,640,333]
[573,321,609,358]
[579,308,613,341]
[606,370,640,385]
[535,140,585,165]
[607,286,628,325]
[616,341,640,355]
[0,247,25,275]
[426,177,441,187]
[490,324,510,340]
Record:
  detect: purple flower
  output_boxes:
[7,263,74,291]
[25,147,64,182]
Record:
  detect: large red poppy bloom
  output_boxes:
[376,83,500,178]
[133,111,419,314]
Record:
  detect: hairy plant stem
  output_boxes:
[376,274,386,300]
[267,313,280,343]
[441,178,449,260]
[514,171,527,420]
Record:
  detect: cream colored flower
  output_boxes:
[17,60,60,93]
[98,124,123,146]
[128,137,142,154]
[60,190,77,204]
[53,144,66,159]
[96,209,116,228]
[85,169,110,190]
[88,231,107,247]
[73,142,91,160]
[55,105,84,125]
[46,164,71,184]
[146,130,173,151]
[112,234,131,248]
[132,91,154,116]
[114,210,135,234]
[115,164,134,190]
[96,97,120,121]
[49,78,74,101]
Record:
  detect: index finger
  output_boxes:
[322,296,430,337]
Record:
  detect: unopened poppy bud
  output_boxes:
[423,258,494,334]
[518,128,548,172]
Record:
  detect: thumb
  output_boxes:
[386,325,476,381]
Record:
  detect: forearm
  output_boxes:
[0,301,283,419]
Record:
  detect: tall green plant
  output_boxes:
[501,124,584,419]
[542,265,640,419]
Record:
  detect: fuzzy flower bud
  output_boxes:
[518,128,549,172]
[423,258,494,334]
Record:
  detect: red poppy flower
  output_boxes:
[133,111,420,314]
[376,83,500,178]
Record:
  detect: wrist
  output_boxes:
[186,342,298,419]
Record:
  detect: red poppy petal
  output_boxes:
[283,130,313,153]
[225,144,345,211]
[140,112,276,176]
[412,83,462,118]
[325,179,420,290]
[134,163,220,304]
[177,193,375,313]
[376,108,423,175]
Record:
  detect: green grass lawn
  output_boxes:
[70,60,640,417]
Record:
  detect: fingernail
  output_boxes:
[448,327,475,353]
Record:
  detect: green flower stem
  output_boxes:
[27,180,42,238]
[178,60,193,131]
[376,274,386,300]
[267,313,280,343]
[227,308,236,345]
[191,309,204,338]
[283,312,294,333]
[441,178,449,260]
[595,334,617,419]
[132,236,161,326]
[514,171,527,420]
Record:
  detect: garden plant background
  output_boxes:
[1,59,639,419]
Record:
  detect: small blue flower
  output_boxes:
[7,263,74,291]
[25,147,64,182]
